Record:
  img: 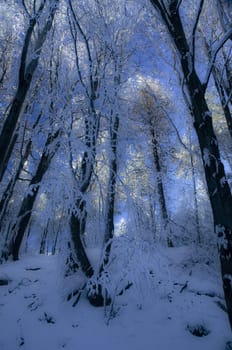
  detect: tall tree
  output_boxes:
[136,84,174,246]
[65,0,136,306]
[149,0,232,328]
[67,0,101,281]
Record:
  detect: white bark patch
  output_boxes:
[216,224,228,250]
[220,177,226,187]
[27,184,39,196]
[203,111,212,120]
[203,149,219,172]
[203,148,211,167]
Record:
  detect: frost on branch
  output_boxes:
[202,148,219,174]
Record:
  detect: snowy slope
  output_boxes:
[0,247,231,350]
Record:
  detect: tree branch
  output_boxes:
[203,27,232,91]
[191,0,204,65]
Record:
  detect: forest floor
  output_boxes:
[0,245,231,350]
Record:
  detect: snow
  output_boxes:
[0,247,231,350]
[203,111,212,119]
[203,148,211,167]
[220,176,226,187]
[216,224,228,250]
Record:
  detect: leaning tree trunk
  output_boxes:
[0,105,42,262]
[0,111,42,231]
[0,138,32,256]
[0,0,58,181]
[10,130,60,260]
[70,197,93,278]
[150,0,232,328]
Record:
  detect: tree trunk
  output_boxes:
[149,123,173,246]
[0,17,36,181]
[10,130,60,260]
[0,111,42,250]
[70,198,93,278]
[0,1,58,181]
[69,112,98,277]
[88,114,120,307]
[189,133,201,244]
[39,220,50,255]
[0,138,33,229]
[102,114,119,268]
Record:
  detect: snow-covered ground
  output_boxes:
[0,246,231,350]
